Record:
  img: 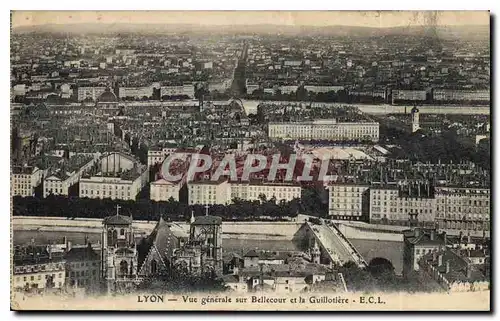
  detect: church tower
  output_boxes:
[411,106,420,133]
[189,212,223,276]
[102,205,138,293]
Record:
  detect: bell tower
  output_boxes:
[102,205,138,293]
[189,212,223,276]
[411,105,420,133]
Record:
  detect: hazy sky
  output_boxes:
[12,11,489,29]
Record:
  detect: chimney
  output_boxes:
[442,231,447,246]
[438,254,443,266]
[445,260,450,274]
[66,240,72,252]
[414,228,420,238]
[430,229,436,241]
[466,263,472,279]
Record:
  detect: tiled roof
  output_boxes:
[64,245,99,261]
[138,217,179,271]
[103,214,132,226]
[192,215,222,226]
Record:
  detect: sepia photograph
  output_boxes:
[9,10,491,311]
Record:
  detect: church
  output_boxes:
[101,206,223,293]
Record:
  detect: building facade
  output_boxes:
[369,184,437,225]
[13,245,66,291]
[188,180,231,205]
[150,179,181,202]
[11,165,45,197]
[434,187,490,237]
[402,228,446,277]
[77,87,107,102]
[231,182,301,203]
[268,119,379,142]
[328,184,369,221]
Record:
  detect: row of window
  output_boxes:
[70,262,98,268]
[15,272,63,282]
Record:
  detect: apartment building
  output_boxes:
[118,86,154,99]
[150,179,181,202]
[188,180,231,205]
[392,89,427,102]
[13,245,66,291]
[434,187,490,236]
[160,84,195,98]
[231,181,301,203]
[44,155,99,198]
[433,89,490,103]
[328,184,370,221]
[369,184,437,225]
[11,165,45,197]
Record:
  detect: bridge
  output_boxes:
[303,221,367,268]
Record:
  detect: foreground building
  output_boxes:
[419,248,489,292]
[101,208,223,293]
[13,245,66,291]
[402,228,446,277]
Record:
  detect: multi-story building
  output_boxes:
[268,119,379,142]
[147,147,178,168]
[79,153,148,201]
[188,180,231,205]
[77,86,107,102]
[328,184,369,221]
[402,228,446,277]
[118,86,154,99]
[11,165,45,197]
[369,183,436,225]
[43,155,99,198]
[160,84,195,98]
[433,89,490,103]
[304,85,344,93]
[391,90,427,102]
[419,248,489,292]
[65,244,101,292]
[12,245,66,291]
[279,85,298,95]
[434,187,490,236]
[150,179,181,202]
[231,181,301,203]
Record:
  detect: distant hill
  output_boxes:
[12,23,490,40]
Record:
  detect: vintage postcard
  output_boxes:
[10,10,491,311]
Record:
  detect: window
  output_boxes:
[120,260,128,276]
[151,259,158,275]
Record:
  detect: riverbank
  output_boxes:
[12,216,303,242]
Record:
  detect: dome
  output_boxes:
[98,88,118,103]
